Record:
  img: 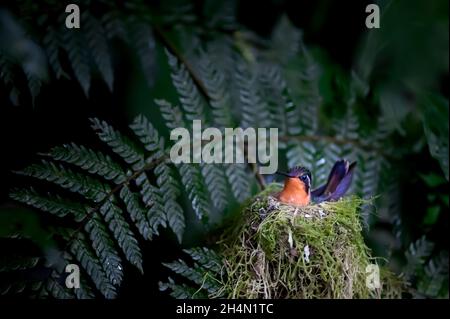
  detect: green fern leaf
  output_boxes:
[162,259,219,294]
[84,213,123,286]
[419,251,449,298]
[183,247,222,274]
[99,200,143,273]
[70,234,117,298]
[157,99,185,129]
[15,160,110,203]
[62,30,91,96]
[63,252,96,299]
[25,71,42,106]
[135,172,167,235]
[154,162,185,242]
[44,143,127,184]
[102,11,127,40]
[158,100,212,219]
[127,19,156,86]
[200,163,228,210]
[9,188,86,221]
[197,52,234,128]
[119,185,154,240]
[224,164,251,202]
[130,114,165,153]
[236,62,271,129]
[43,26,69,79]
[45,274,74,299]
[83,11,114,90]
[0,255,39,272]
[178,163,210,220]
[166,49,207,123]
[159,277,206,299]
[258,63,288,134]
[404,236,435,279]
[90,118,145,171]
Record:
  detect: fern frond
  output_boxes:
[130,114,165,153]
[135,172,167,235]
[9,188,86,221]
[154,162,185,242]
[62,252,96,299]
[25,71,43,106]
[84,213,123,286]
[404,236,434,279]
[127,19,156,86]
[162,259,220,294]
[271,15,302,63]
[164,55,230,208]
[44,143,127,184]
[75,277,97,299]
[99,199,143,273]
[197,52,234,128]
[119,185,154,240]
[44,273,74,299]
[0,53,14,85]
[157,99,185,130]
[236,62,271,129]
[158,99,213,219]
[178,163,210,220]
[166,49,207,122]
[183,247,222,274]
[102,11,127,40]
[418,251,449,298]
[83,11,114,90]
[160,246,224,298]
[0,255,39,272]
[70,233,117,298]
[159,277,206,299]
[90,118,145,171]
[200,163,228,211]
[225,164,251,202]
[15,160,110,203]
[62,30,91,96]
[43,26,68,79]
[257,62,288,134]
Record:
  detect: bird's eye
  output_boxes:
[300,175,306,182]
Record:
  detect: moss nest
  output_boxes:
[213,183,404,299]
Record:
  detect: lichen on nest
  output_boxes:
[213,183,404,299]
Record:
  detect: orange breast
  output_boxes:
[277,178,310,206]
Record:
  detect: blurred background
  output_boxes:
[0,0,448,298]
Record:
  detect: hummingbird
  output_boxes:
[276,160,356,206]
[276,166,312,206]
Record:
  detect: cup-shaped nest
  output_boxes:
[214,183,404,299]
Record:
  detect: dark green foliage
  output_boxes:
[7,113,196,298]
[403,236,448,298]
[159,247,222,298]
[44,143,127,184]
[0,0,448,299]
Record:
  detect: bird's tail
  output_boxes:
[311,160,356,203]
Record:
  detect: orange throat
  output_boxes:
[277,178,310,206]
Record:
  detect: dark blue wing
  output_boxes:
[328,162,356,201]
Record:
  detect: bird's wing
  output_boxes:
[323,160,348,195]
[328,161,356,201]
[311,184,327,198]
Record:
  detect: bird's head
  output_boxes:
[277,166,312,193]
